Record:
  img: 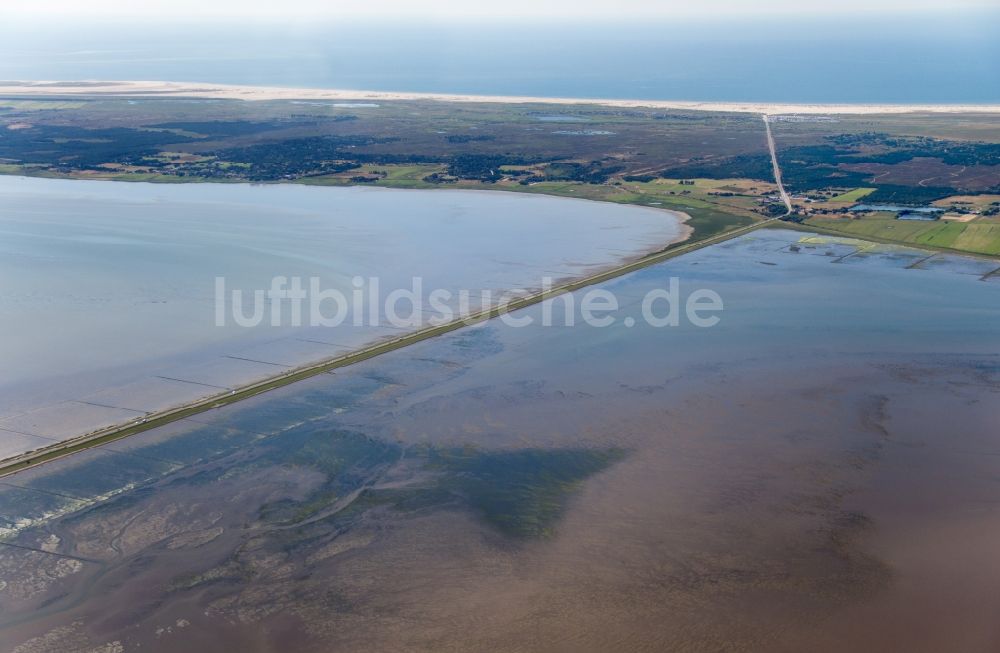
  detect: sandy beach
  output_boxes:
[3,80,1000,115]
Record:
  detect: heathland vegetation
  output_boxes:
[0,97,998,254]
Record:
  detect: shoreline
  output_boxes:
[0,213,762,479]
[0,167,694,239]
[3,80,1000,115]
[0,174,693,473]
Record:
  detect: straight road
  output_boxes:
[763,115,793,215]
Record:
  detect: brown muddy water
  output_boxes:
[1,229,999,652]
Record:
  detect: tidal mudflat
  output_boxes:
[0,176,687,457]
[1,229,999,652]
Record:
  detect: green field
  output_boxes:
[303,163,447,189]
[828,187,876,203]
[805,215,1000,256]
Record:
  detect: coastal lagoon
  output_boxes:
[0,176,687,457]
[2,230,999,652]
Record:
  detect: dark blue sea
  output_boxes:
[0,13,998,103]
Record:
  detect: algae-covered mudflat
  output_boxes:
[2,230,998,652]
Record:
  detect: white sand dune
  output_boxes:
[3,80,1000,115]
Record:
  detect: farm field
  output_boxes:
[804,214,1000,255]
